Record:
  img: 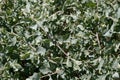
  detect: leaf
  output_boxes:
[50,57,62,64]
[50,42,54,46]
[66,56,72,67]
[71,39,78,44]
[35,35,42,44]
[105,9,111,17]
[76,31,85,38]
[104,23,116,37]
[44,26,49,32]
[37,21,49,32]
[40,68,52,74]
[24,31,30,38]
[37,46,46,56]
[30,24,38,30]
[112,72,119,79]
[115,43,120,52]
[55,68,64,75]
[9,61,22,71]
[97,74,107,80]
[117,8,120,18]
[71,58,82,71]
[20,52,30,60]
[71,58,82,66]
[81,74,91,80]
[26,0,30,13]
[43,60,50,68]
[49,76,53,80]
[112,59,119,69]
[26,73,39,80]
[77,25,84,30]
[11,36,16,46]
[97,57,104,71]
[103,30,112,37]
[84,50,89,56]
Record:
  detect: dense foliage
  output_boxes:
[0,0,120,80]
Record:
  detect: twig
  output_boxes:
[48,33,68,56]
[96,33,101,49]
[107,16,118,22]
[28,43,36,51]
[40,71,57,79]
[40,69,63,79]
[56,43,68,57]
[8,32,19,37]
[33,18,69,57]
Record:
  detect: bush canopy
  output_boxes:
[0,0,120,80]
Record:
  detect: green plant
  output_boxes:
[0,0,120,80]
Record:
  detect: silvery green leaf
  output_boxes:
[81,0,88,3]
[66,56,72,67]
[37,46,46,56]
[97,57,104,71]
[9,61,22,71]
[24,31,30,38]
[77,25,84,30]
[110,23,116,32]
[115,43,120,52]
[50,42,54,46]
[112,59,119,69]
[30,24,38,30]
[71,58,82,71]
[76,31,85,38]
[44,26,49,32]
[43,60,50,68]
[49,76,53,80]
[40,68,51,74]
[103,23,116,37]
[37,21,48,32]
[97,74,107,80]
[35,36,42,44]
[71,58,82,66]
[20,52,30,60]
[26,1,30,13]
[29,0,37,2]
[37,21,42,27]
[117,8,120,18]
[73,64,80,71]
[70,14,78,21]
[112,72,119,78]
[55,68,64,75]
[71,39,78,44]
[26,73,39,80]
[105,9,111,17]
[11,36,16,46]
[84,50,89,56]
[103,30,112,37]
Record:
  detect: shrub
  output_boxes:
[0,0,120,80]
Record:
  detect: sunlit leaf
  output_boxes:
[26,0,30,13]
[112,72,119,79]
[66,56,72,67]
[37,46,46,56]
[30,24,38,30]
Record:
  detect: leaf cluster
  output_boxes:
[0,0,120,80]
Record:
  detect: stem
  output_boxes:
[40,72,57,79]
[96,33,101,49]
[56,43,68,57]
